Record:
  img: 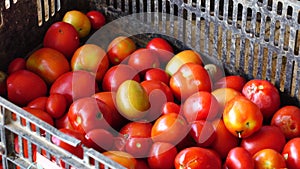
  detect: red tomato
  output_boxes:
[211,87,242,112]
[225,147,255,169]
[170,62,212,101]
[101,151,137,169]
[148,142,177,169]
[67,97,113,134]
[86,10,106,30]
[151,113,188,144]
[146,37,174,65]
[282,137,300,169]
[27,96,48,111]
[119,121,153,139]
[144,68,170,85]
[271,105,300,139]
[54,113,73,129]
[125,136,153,158]
[84,128,114,152]
[46,93,67,119]
[242,79,280,121]
[135,159,150,169]
[22,107,54,132]
[189,120,216,147]
[43,21,80,58]
[7,70,47,106]
[174,147,222,169]
[183,91,220,122]
[102,64,140,92]
[161,101,181,115]
[240,125,286,156]
[253,149,286,169]
[7,57,26,75]
[107,36,136,65]
[214,75,246,92]
[50,70,98,105]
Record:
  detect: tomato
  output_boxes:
[211,87,242,112]
[102,64,140,92]
[151,113,188,144]
[54,113,73,129]
[125,136,152,158]
[22,107,54,132]
[43,21,80,58]
[27,96,48,111]
[7,70,47,106]
[7,57,26,75]
[119,121,153,139]
[242,79,281,121]
[86,10,106,30]
[62,10,91,38]
[165,50,203,76]
[146,37,174,65]
[170,62,212,101]
[225,147,254,169]
[147,142,177,169]
[174,147,222,169]
[223,95,263,138]
[67,97,113,134]
[183,91,220,122]
[135,159,150,169]
[50,70,98,105]
[101,151,137,169]
[189,120,216,147]
[161,101,181,115]
[144,68,170,85]
[253,148,286,169]
[210,119,239,159]
[271,105,300,139]
[84,128,114,152]
[46,93,67,119]
[282,137,300,169]
[240,125,286,156]
[26,47,70,84]
[71,44,109,82]
[214,75,246,92]
[107,36,136,65]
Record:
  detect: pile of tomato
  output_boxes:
[0,9,300,169]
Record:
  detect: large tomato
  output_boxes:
[253,148,286,169]
[282,137,300,168]
[146,37,174,65]
[170,62,211,101]
[62,10,91,38]
[225,147,254,169]
[43,21,79,58]
[147,142,177,169]
[7,70,47,106]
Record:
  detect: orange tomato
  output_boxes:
[62,10,91,38]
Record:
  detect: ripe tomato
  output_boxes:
[282,137,300,169]
[26,47,70,84]
[46,93,67,119]
[125,136,153,158]
[54,113,73,129]
[271,105,300,139]
[144,68,170,85]
[146,37,174,65]
[67,97,113,134]
[147,142,177,169]
[223,95,263,138]
[161,101,181,115]
[84,128,114,152]
[43,21,80,58]
[170,62,212,101]
[151,113,188,144]
[119,121,153,138]
[183,91,220,122]
[225,147,255,169]
[22,107,54,132]
[86,10,106,30]
[7,70,47,106]
[211,87,242,112]
[27,96,48,111]
[71,44,109,82]
[253,149,286,169]
[174,147,222,169]
[7,57,26,75]
[214,75,246,92]
[189,120,216,147]
[242,79,280,121]
[62,10,91,38]
[240,125,286,156]
[107,36,136,65]
[101,151,137,169]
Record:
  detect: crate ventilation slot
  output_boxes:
[37,0,61,26]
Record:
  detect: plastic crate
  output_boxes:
[0,0,300,168]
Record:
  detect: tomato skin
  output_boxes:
[22,107,54,132]
[211,88,242,112]
[7,70,47,106]
[242,79,280,121]
[46,93,67,119]
[240,125,286,156]
[54,113,74,129]
[174,147,222,169]
[148,142,177,169]
[43,21,80,58]
[124,136,153,158]
[146,37,174,64]
[67,97,113,134]
[225,147,254,169]
[86,10,106,30]
[62,10,91,38]
[7,57,26,75]
[27,96,48,111]
[102,151,137,169]
[271,105,300,140]
[214,75,246,92]
[189,120,216,147]
[119,121,153,139]
[161,101,181,115]
[253,149,286,169]
[144,68,170,85]
[282,137,300,169]
[84,128,114,152]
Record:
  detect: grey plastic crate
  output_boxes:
[0,0,299,168]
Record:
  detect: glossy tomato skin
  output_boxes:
[211,87,242,112]
[27,96,48,111]
[144,68,170,85]
[146,37,174,64]
[240,125,286,156]
[7,57,26,75]
[22,107,54,130]
[161,101,181,115]
[170,62,212,101]
[189,120,216,147]
[124,136,153,158]
[253,149,286,169]
[225,147,255,169]
[55,113,74,129]
[174,147,222,169]
[46,93,67,119]
[67,97,113,134]
[148,142,177,169]
[102,151,137,169]
[7,70,47,106]
[282,137,300,169]
[84,128,114,152]
[43,21,80,58]
[214,75,246,92]
[119,121,153,139]
[271,105,300,139]
[62,10,91,38]
[86,10,106,30]
[242,79,280,121]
